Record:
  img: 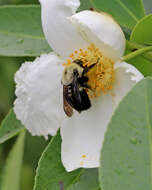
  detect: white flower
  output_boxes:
[14,0,143,172]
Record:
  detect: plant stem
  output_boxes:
[126,41,152,61]
[123,44,152,62]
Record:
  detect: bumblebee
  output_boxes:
[61,60,96,117]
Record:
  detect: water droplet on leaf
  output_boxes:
[17,39,24,44]
[114,169,121,175]
[128,169,135,175]
[130,137,137,144]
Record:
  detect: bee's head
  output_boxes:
[61,63,83,85]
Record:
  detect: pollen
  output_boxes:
[82,154,86,158]
[64,44,115,98]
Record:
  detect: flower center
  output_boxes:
[63,44,115,98]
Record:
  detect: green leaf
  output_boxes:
[99,77,152,190]
[1,131,25,190]
[128,15,152,77]
[125,48,152,77]
[0,57,19,121]
[0,1,93,57]
[34,131,84,190]
[0,5,51,57]
[0,109,24,144]
[130,14,152,45]
[128,55,152,77]
[91,0,145,29]
[78,0,93,11]
[69,169,99,190]
[20,164,34,190]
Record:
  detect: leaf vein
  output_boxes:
[0,30,45,40]
[115,0,138,22]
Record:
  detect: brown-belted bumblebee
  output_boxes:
[61,60,96,117]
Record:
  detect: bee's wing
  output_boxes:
[67,75,91,112]
[63,86,73,117]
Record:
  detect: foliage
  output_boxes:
[99,77,152,190]
[91,0,145,29]
[0,131,25,190]
[0,109,24,144]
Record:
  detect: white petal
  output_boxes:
[40,0,88,58]
[112,62,144,109]
[70,11,126,61]
[14,53,65,138]
[61,94,113,171]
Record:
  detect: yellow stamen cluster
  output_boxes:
[63,44,115,98]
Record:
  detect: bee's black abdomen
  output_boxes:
[64,84,91,112]
[69,89,91,112]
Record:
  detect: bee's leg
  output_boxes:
[78,76,88,83]
[78,77,91,89]
[82,83,91,89]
